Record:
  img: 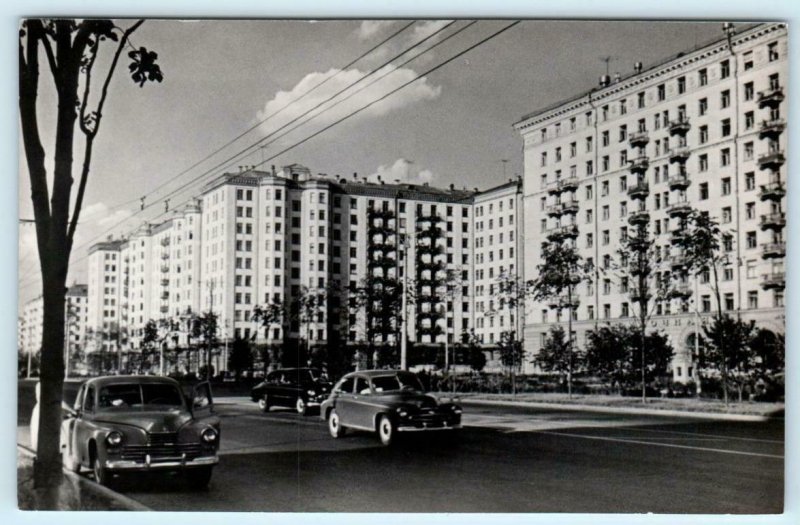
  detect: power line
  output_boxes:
[20,21,421,288]
[19,21,520,293]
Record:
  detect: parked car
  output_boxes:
[320,370,462,446]
[60,375,220,489]
[250,368,331,415]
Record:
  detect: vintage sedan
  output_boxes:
[60,375,220,488]
[320,370,462,445]
[250,368,331,415]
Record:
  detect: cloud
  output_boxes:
[411,20,453,42]
[367,159,436,186]
[256,66,441,133]
[355,20,397,40]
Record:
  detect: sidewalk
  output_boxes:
[431,392,784,422]
[17,445,149,511]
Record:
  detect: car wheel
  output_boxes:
[92,454,110,486]
[296,397,307,416]
[258,394,270,413]
[328,409,345,438]
[186,466,213,490]
[377,415,395,446]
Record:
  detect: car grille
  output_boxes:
[148,432,178,445]
[119,443,204,462]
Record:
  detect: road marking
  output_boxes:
[536,430,784,459]
[621,426,784,444]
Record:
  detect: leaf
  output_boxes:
[128,46,164,87]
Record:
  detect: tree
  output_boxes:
[228,336,253,379]
[702,315,761,402]
[585,324,674,394]
[675,209,736,403]
[461,329,486,373]
[537,325,577,389]
[191,312,219,381]
[140,319,159,372]
[19,19,162,488]
[252,297,285,374]
[530,242,590,397]
[295,286,327,366]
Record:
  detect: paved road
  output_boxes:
[16,381,783,512]
[84,397,783,513]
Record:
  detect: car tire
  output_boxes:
[258,394,270,413]
[186,466,213,490]
[328,409,345,438]
[296,397,307,416]
[92,454,110,486]
[377,415,395,446]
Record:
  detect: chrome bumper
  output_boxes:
[397,423,462,432]
[105,454,218,471]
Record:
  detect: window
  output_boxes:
[657,84,665,101]
[699,183,709,200]
[570,142,577,158]
[746,202,755,220]
[724,267,734,281]
[699,68,708,86]
[701,295,711,313]
[602,130,609,147]
[541,152,547,167]
[699,154,708,172]
[722,207,732,223]
[721,90,730,109]
[721,148,731,167]
[745,112,754,130]
[637,92,646,109]
[601,181,609,196]
[744,141,754,161]
[586,233,593,248]
[586,185,593,200]
[585,209,593,223]
[602,230,610,245]
[722,177,731,196]
[699,125,708,144]
[768,41,779,62]
[744,82,754,101]
[748,291,758,309]
[743,51,753,71]
[619,125,627,142]
[603,304,611,319]
[620,99,627,115]
[677,76,686,94]
[602,156,610,172]
[745,172,755,191]
[698,98,707,116]
[621,303,629,317]
[602,206,610,221]
[720,59,730,79]
[746,231,757,249]
[586,136,593,153]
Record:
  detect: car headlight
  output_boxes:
[451,406,462,414]
[201,427,218,443]
[396,408,409,418]
[307,389,316,396]
[105,431,123,446]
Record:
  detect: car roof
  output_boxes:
[344,370,413,379]
[83,375,182,388]
[272,368,319,373]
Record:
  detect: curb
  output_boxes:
[17,444,151,511]
[457,398,777,422]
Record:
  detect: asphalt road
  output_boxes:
[86,397,784,513]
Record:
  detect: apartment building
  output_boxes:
[19,284,88,372]
[87,239,125,357]
[514,23,787,380]
[87,163,523,371]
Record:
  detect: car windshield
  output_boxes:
[371,373,424,393]
[97,383,184,410]
[307,369,328,383]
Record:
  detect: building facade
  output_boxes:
[87,164,523,372]
[514,23,787,380]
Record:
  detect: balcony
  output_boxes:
[761,272,785,291]
[546,224,579,241]
[161,278,169,287]
[670,283,692,299]
[666,201,692,218]
[761,242,786,259]
[160,305,169,314]
[668,146,691,164]
[670,230,688,245]
[760,212,786,231]
[759,118,786,139]
[160,265,169,273]
[160,237,171,247]
[668,117,691,135]
[627,209,650,226]
[160,291,169,300]
[758,150,785,170]
[629,156,649,173]
[670,254,690,271]
[626,182,650,200]
[161,252,170,260]
[668,174,691,191]
[628,130,650,147]
[757,86,784,108]
[547,295,580,310]
[546,177,579,195]
[759,181,786,201]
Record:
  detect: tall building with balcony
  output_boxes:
[87,239,125,366]
[87,163,523,372]
[514,23,787,381]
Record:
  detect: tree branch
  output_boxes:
[78,39,99,136]
[39,29,58,78]
[67,19,144,245]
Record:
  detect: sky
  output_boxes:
[17,19,732,305]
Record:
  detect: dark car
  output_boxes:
[320,370,462,446]
[250,368,331,416]
[60,375,220,488]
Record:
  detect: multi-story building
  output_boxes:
[19,283,88,373]
[87,239,125,366]
[514,22,787,380]
[88,163,523,372]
